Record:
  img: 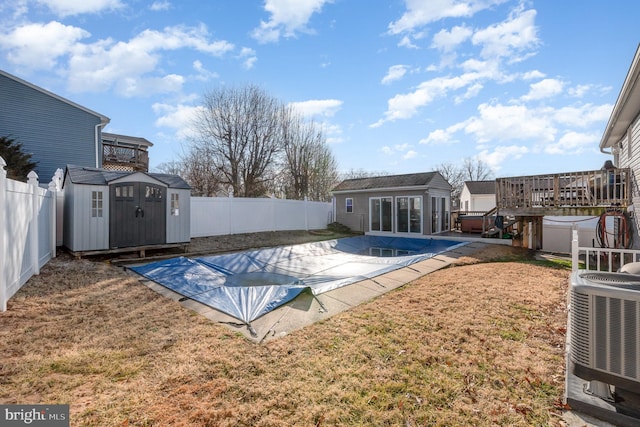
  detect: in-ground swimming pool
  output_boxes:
[131,235,467,325]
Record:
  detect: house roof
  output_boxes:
[102,132,154,148]
[600,43,640,151]
[63,165,190,189]
[464,180,496,195]
[0,69,110,125]
[333,171,446,192]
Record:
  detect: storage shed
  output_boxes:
[62,165,191,255]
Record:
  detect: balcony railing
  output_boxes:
[102,143,149,172]
[496,168,631,214]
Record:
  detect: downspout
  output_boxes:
[95,122,106,168]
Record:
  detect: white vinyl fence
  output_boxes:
[0,158,58,311]
[191,196,333,238]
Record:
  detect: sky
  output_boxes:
[1,0,639,179]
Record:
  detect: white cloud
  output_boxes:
[431,25,472,51]
[36,0,124,17]
[153,102,202,140]
[388,0,508,34]
[192,60,219,81]
[0,21,89,70]
[398,35,419,49]
[150,1,171,11]
[463,103,557,143]
[522,70,545,80]
[289,99,342,117]
[403,150,418,160]
[553,104,612,127]
[477,145,529,171]
[521,78,564,101]
[371,73,482,127]
[238,47,257,70]
[567,84,592,98]
[251,0,332,43]
[455,82,483,103]
[61,24,233,96]
[471,7,539,61]
[544,131,599,155]
[381,65,408,84]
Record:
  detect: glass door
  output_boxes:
[396,196,422,234]
[370,197,392,232]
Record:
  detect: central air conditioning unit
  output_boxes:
[569,271,640,418]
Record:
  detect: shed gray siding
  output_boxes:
[335,189,428,234]
[0,72,105,181]
[166,188,191,243]
[63,181,110,252]
[332,171,452,236]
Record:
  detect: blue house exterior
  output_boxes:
[0,69,110,181]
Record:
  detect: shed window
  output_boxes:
[346,198,353,213]
[115,185,134,198]
[91,191,103,218]
[171,193,180,216]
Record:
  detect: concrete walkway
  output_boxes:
[134,239,491,343]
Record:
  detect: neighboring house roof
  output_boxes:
[464,180,495,195]
[600,43,640,151]
[333,171,450,192]
[102,132,153,148]
[0,69,110,125]
[63,165,190,189]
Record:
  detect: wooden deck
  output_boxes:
[496,168,631,216]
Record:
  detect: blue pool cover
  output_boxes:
[131,236,467,325]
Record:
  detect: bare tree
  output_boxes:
[181,145,223,196]
[463,158,493,181]
[339,168,389,181]
[436,158,493,209]
[279,108,339,201]
[190,85,282,197]
[154,160,184,176]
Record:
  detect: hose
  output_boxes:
[595,209,633,249]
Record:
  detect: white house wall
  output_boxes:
[617,114,640,248]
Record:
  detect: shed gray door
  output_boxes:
[110,182,166,248]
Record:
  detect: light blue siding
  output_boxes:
[0,72,105,182]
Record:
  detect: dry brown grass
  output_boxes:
[0,234,569,426]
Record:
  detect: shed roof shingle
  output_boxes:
[333,172,442,192]
[64,165,191,189]
[464,180,496,195]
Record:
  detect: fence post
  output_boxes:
[304,196,309,231]
[572,229,579,272]
[0,157,6,311]
[48,178,57,259]
[28,171,40,276]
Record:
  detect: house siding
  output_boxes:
[335,189,440,235]
[0,73,103,181]
[614,114,640,248]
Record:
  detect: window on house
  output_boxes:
[171,193,180,216]
[346,198,353,213]
[91,191,103,218]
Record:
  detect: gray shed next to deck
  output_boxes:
[62,165,191,253]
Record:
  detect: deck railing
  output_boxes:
[571,230,640,272]
[496,168,631,211]
[102,143,149,172]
